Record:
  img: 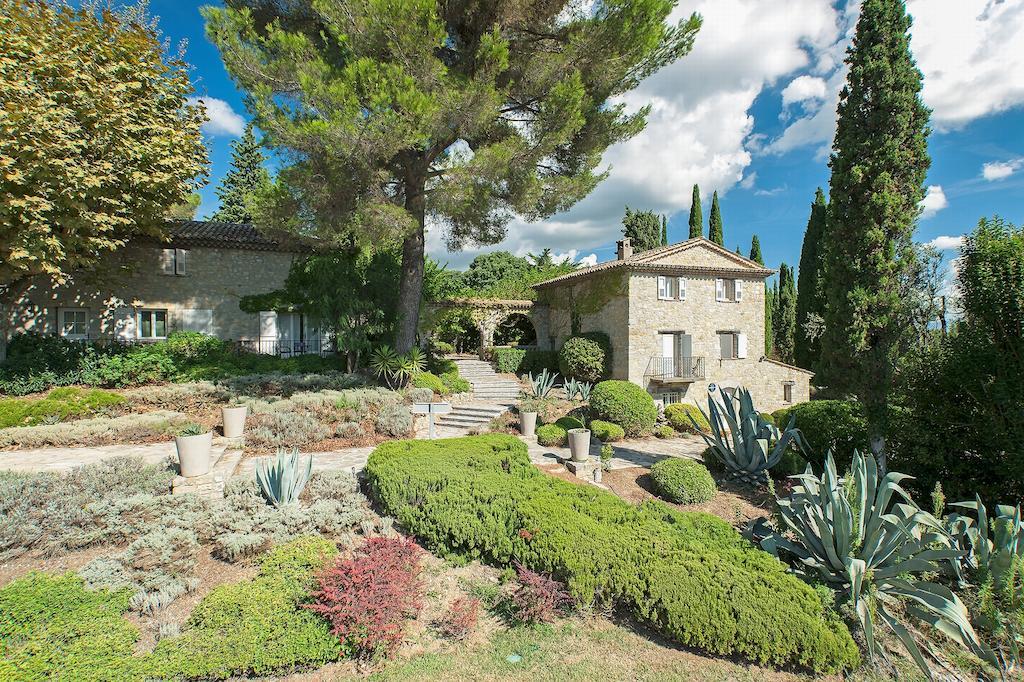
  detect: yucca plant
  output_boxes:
[255,447,313,507]
[752,451,996,678]
[690,387,798,486]
[527,369,558,399]
[370,345,425,389]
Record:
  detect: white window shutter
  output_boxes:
[716,278,725,301]
[174,249,188,276]
[677,277,686,300]
[259,311,277,339]
[737,333,748,359]
[734,279,743,302]
[160,249,175,275]
[657,276,667,299]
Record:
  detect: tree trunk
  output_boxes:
[870,434,887,474]
[395,175,426,354]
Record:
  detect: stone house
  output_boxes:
[3,221,326,356]
[532,236,812,411]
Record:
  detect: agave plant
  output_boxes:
[370,345,425,389]
[528,369,558,399]
[563,378,592,401]
[577,381,592,402]
[255,448,313,507]
[690,387,798,485]
[753,451,996,678]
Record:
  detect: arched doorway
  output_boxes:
[493,312,536,347]
[422,298,551,359]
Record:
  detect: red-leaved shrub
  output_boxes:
[305,536,423,660]
[435,596,480,640]
[509,562,572,624]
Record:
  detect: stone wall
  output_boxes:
[6,244,296,342]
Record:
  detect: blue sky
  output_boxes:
[149,0,1024,278]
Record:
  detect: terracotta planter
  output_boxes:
[221,405,248,438]
[519,411,537,438]
[568,428,591,462]
[175,431,213,477]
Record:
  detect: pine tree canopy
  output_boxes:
[749,234,764,265]
[212,122,271,224]
[794,187,827,369]
[204,0,702,352]
[688,183,702,238]
[819,0,931,457]
[622,206,664,252]
[708,190,723,245]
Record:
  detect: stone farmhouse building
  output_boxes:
[3,221,326,356]
[532,236,812,412]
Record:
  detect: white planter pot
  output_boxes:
[175,432,213,477]
[568,429,591,463]
[221,405,248,438]
[520,411,538,438]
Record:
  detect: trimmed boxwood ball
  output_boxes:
[590,419,624,442]
[654,425,675,439]
[650,458,716,504]
[664,403,709,434]
[536,423,567,446]
[589,381,657,437]
[557,336,606,383]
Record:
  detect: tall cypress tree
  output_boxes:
[748,235,764,265]
[661,215,668,245]
[820,0,931,468]
[794,188,828,370]
[765,280,775,356]
[708,191,723,245]
[773,263,797,363]
[212,122,270,223]
[688,184,702,238]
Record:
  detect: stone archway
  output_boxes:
[424,298,551,358]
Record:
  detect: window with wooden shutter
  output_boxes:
[677,277,686,300]
[657,276,668,299]
[736,333,747,359]
[715,278,725,301]
[174,249,188,276]
[734,279,743,301]
[160,249,176,275]
[719,332,735,359]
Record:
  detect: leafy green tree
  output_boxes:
[205,0,701,353]
[688,184,702,238]
[528,249,554,268]
[772,263,797,363]
[0,0,207,356]
[461,252,533,292]
[212,122,270,223]
[708,191,723,245]
[622,206,663,252]
[819,0,931,468]
[794,188,828,370]
[748,235,763,265]
[167,194,202,220]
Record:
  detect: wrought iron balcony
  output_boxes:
[644,356,706,382]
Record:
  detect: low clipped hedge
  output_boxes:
[0,387,126,429]
[491,348,527,374]
[439,371,471,394]
[664,403,710,434]
[650,458,716,504]
[412,371,448,395]
[536,423,567,446]
[489,348,558,376]
[589,381,657,437]
[364,436,858,673]
[772,400,868,466]
[590,419,624,442]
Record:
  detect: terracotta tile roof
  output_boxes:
[163,220,311,253]
[533,237,774,289]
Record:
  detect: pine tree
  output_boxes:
[621,207,663,252]
[794,188,828,370]
[819,0,931,467]
[765,280,775,356]
[708,191,723,245]
[748,235,764,265]
[661,215,668,245]
[688,184,702,238]
[212,122,270,223]
[773,263,797,363]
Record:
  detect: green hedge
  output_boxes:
[664,403,709,434]
[649,458,716,504]
[412,372,448,395]
[0,387,126,429]
[590,419,624,442]
[489,348,558,376]
[364,436,858,673]
[589,381,657,437]
[772,400,867,466]
[557,336,606,383]
[536,423,567,446]
[491,348,527,374]
[439,371,471,394]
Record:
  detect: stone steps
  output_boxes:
[437,403,509,429]
[450,356,523,403]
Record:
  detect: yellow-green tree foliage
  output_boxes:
[0,0,208,293]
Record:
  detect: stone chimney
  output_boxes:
[616,237,633,260]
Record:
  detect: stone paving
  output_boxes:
[0,441,179,474]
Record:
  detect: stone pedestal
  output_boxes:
[566,458,602,484]
[172,444,242,499]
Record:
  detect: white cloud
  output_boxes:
[739,171,757,190]
[919,185,948,218]
[578,253,598,267]
[982,157,1024,181]
[925,235,964,250]
[187,96,245,136]
[781,75,828,106]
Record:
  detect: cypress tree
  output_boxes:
[748,235,764,265]
[773,263,797,363]
[688,184,702,238]
[661,215,668,245]
[820,0,931,468]
[794,188,828,370]
[212,122,271,223]
[765,280,775,355]
[708,191,723,245]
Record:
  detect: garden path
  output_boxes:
[525,433,706,470]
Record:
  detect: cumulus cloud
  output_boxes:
[925,235,964,250]
[781,75,828,106]
[187,96,245,136]
[919,185,948,218]
[982,157,1024,181]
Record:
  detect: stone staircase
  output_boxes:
[437,357,523,430]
